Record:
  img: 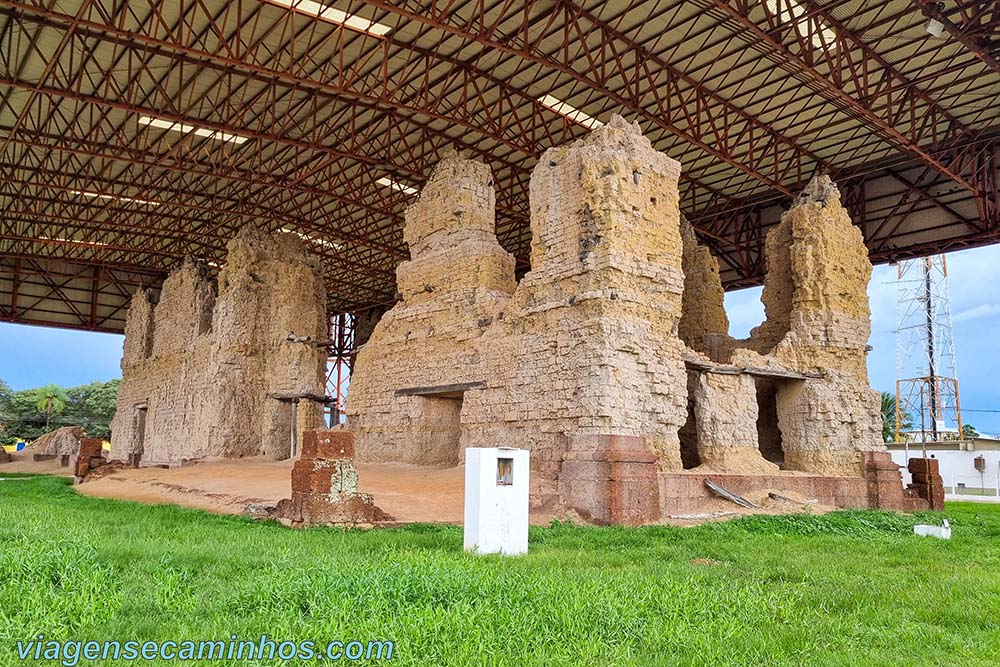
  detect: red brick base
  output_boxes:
[276,430,392,527]
[553,438,943,522]
[558,435,661,526]
[73,437,107,482]
[906,458,945,510]
[658,470,871,514]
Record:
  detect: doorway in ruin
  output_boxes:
[419,395,464,466]
[132,403,148,463]
[396,381,484,467]
[410,392,463,466]
[679,374,701,469]
[754,378,784,467]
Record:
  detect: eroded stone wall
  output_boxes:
[347,120,890,520]
[678,217,729,357]
[110,227,328,464]
[761,177,883,475]
[463,116,690,501]
[349,117,688,510]
[345,152,516,466]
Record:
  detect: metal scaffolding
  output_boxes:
[325,312,355,426]
[0,1,998,330]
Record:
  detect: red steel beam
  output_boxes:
[0,1,745,226]
[916,0,1000,73]
[363,0,830,195]
[704,0,985,198]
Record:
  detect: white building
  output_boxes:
[888,437,1000,500]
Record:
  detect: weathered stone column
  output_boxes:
[346,152,516,466]
[760,176,885,475]
[692,371,779,473]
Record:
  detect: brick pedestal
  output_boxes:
[907,458,945,511]
[276,430,391,527]
[862,451,908,510]
[73,438,107,482]
[559,435,661,526]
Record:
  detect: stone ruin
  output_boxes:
[110,226,329,465]
[347,116,940,523]
[273,429,391,527]
[8,428,110,481]
[71,437,107,483]
[29,425,84,458]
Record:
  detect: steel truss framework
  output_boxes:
[1,0,998,332]
[895,255,964,443]
[325,311,356,425]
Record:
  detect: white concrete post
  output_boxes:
[463,447,529,555]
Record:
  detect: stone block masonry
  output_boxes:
[276,430,392,527]
[347,115,907,523]
[110,226,329,465]
[906,457,946,510]
[73,437,106,483]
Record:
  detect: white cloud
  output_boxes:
[953,303,1000,323]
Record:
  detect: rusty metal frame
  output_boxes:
[0,0,998,333]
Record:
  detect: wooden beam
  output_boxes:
[683,356,821,381]
[394,381,485,398]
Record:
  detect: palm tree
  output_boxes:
[880,391,913,442]
[34,384,67,430]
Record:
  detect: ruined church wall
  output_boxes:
[111,262,221,464]
[744,178,884,476]
[463,118,690,485]
[346,119,890,518]
[346,156,516,466]
[110,229,327,464]
[678,217,730,359]
[349,118,690,507]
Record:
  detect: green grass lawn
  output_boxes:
[1,474,999,666]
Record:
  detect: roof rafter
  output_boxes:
[917,0,1000,73]
[364,0,831,195]
[703,0,987,202]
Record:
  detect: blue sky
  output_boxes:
[725,244,1000,436]
[2,245,998,434]
[0,323,123,390]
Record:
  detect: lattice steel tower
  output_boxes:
[895,255,964,442]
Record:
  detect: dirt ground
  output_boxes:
[3,453,466,523]
[0,455,70,477]
[2,453,831,526]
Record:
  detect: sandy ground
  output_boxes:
[0,455,71,477]
[2,453,831,526]
[3,454,466,524]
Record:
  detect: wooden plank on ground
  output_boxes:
[705,479,760,509]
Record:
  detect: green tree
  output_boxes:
[0,379,12,443]
[880,391,913,442]
[33,384,67,430]
[962,424,979,440]
[0,379,121,443]
[0,385,46,443]
[63,379,120,439]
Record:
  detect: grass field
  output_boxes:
[1,474,999,666]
